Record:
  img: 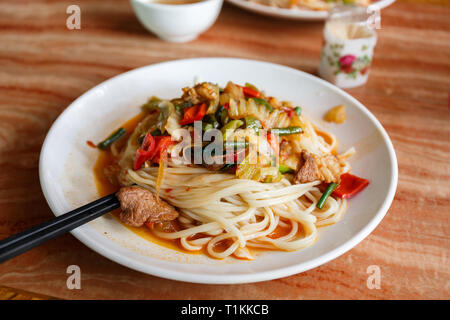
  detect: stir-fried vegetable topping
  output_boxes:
[122,81,366,199]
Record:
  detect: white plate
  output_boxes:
[226,0,396,20]
[39,58,397,284]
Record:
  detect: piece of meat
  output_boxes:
[293,151,319,184]
[116,186,179,227]
[181,82,218,105]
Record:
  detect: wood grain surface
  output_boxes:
[0,0,449,300]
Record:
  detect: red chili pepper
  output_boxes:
[179,102,207,125]
[282,107,295,118]
[223,102,230,110]
[333,173,369,199]
[237,85,261,98]
[151,136,175,162]
[133,133,156,171]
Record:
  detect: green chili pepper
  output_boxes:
[221,119,244,141]
[270,126,303,136]
[295,106,302,116]
[251,97,273,112]
[316,182,338,209]
[244,116,262,134]
[223,141,249,149]
[278,164,294,174]
[97,128,126,150]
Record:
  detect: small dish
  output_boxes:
[39,58,397,284]
[130,0,223,42]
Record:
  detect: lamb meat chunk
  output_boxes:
[293,151,319,184]
[116,186,179,227]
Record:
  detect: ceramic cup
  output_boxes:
[130,0,223,43]
[319,6,378,89]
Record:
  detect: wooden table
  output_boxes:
[0,0,449,300]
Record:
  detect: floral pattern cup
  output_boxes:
[319,20,377,89]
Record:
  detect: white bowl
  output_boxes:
[130,0,223,42]
[39,58,398,284]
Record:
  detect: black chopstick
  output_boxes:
[0,193,120,263]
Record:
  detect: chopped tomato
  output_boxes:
[179,102,207,125]
[333,173,369,199]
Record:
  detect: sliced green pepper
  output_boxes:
[295,106,302,116]
[244,116,262,134]
[221,119,244,141]
[97,128,126,150]
[142,97,162,112]
[278,164,294,174]
[251,97,273,112]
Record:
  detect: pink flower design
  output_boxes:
[339,54,356,68]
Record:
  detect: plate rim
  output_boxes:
[225,0,396,21]
[39,57,398,284]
